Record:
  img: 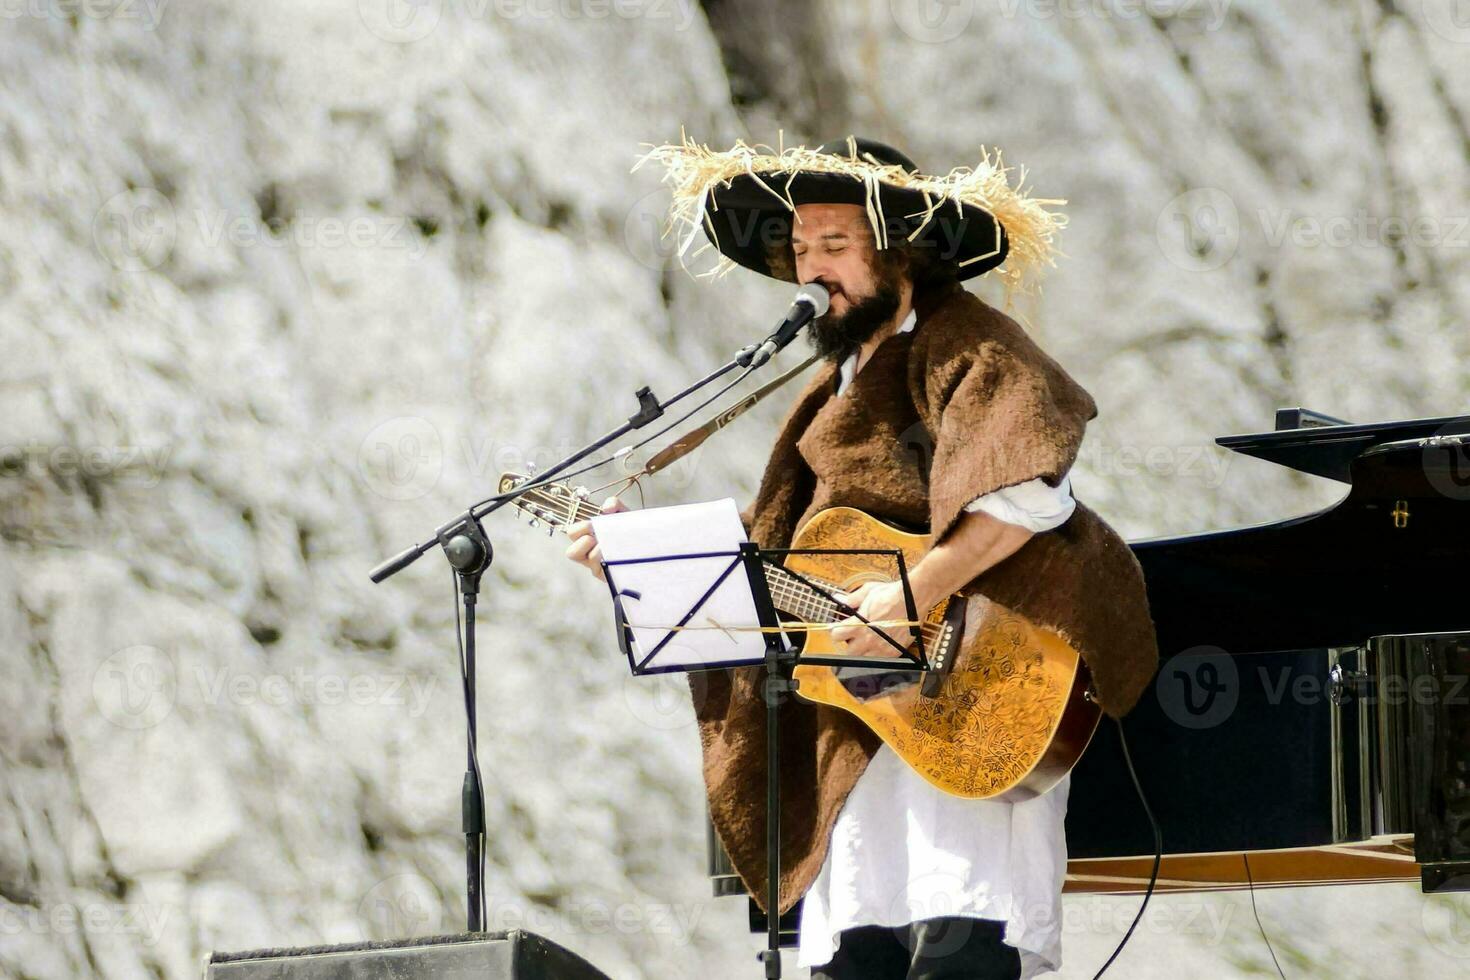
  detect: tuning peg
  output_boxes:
[528,518,539,529]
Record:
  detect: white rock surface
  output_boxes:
[1,1,1467,978]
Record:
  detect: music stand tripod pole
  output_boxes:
[736,541,799,980]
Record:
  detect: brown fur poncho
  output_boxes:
[690,279,1159,915]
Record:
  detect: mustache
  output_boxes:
[814,283,846,304]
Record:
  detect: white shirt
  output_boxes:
[798,308,1074,976]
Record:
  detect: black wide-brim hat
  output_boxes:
[637,134,1067,296]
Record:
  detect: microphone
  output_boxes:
[747,283,830,368]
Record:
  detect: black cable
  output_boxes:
[1091,715,1162,979]
[1243,854,1286,978]
[452,571,488,929]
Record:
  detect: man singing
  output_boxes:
[569,136,1158,978]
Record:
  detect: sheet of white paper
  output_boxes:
[591,498,767,671]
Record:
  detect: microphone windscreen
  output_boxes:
[796,282,830,317]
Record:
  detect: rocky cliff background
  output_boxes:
[2,1,1468,977]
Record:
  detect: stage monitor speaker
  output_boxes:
[206,930,611,979]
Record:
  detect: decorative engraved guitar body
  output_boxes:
[783,507,1101,801]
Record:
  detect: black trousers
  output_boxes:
[809,917,1022,980]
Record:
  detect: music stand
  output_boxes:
[599,536,929,979]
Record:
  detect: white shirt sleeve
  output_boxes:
[961,471,1076,533]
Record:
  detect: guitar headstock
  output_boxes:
[498,470,591,534]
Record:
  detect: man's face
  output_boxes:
[791,203,878,316]
[791,203,906,362]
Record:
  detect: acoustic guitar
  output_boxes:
[501,472,1100,801]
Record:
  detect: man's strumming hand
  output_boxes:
[830,580,928,658]
[828,508,1038,656]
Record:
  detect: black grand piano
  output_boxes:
[1065,408,1470,896]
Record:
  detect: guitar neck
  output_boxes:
[506,478,845,624]
[764,565,845,625]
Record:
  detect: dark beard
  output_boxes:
[806,282,902,363]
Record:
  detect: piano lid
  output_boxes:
[1215,408,1470,483]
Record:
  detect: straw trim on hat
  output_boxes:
[634,133,1068,300]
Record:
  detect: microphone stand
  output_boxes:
[368,323,810,934]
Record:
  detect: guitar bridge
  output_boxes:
[921,598,967,698]
[836,599,968,703]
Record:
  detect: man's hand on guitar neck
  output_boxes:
[565,496,629,581]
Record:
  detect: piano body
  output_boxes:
[1065,408,1470,895]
